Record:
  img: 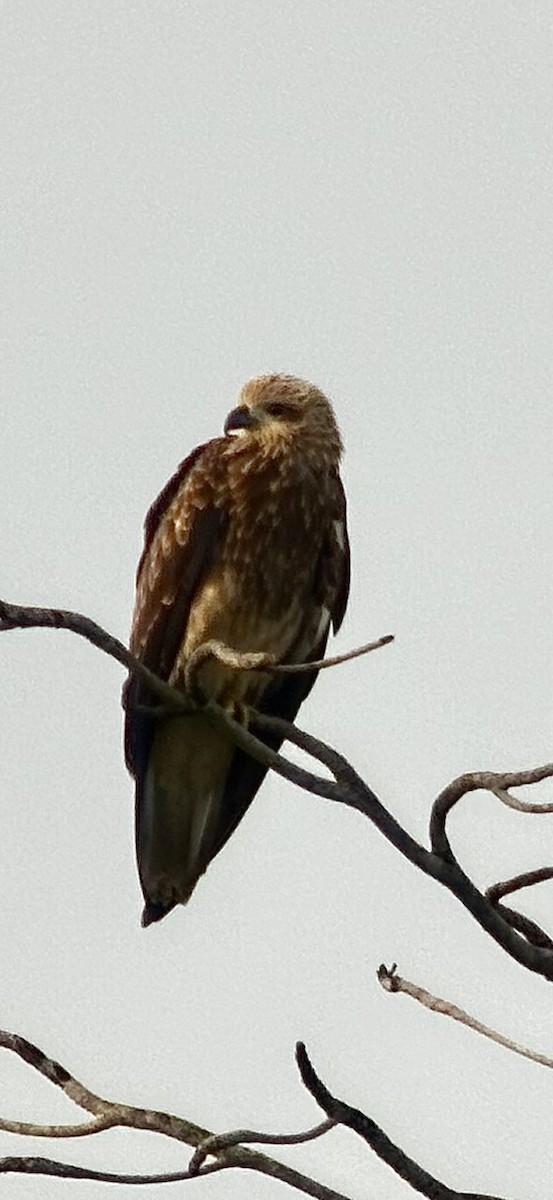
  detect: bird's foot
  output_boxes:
[229,700,250,728]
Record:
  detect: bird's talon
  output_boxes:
[231,701,250,727]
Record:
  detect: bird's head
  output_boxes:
[223,374,343,464]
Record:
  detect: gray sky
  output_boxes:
[1,2,553,1196]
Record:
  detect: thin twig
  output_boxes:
[490,903,553,951]
[185,634,393,686]
[183,634,393,703]
[378,964,553,1071]
[491,787,553,814]
[0,1115,118,1139]
[269,634,394,673]
[189,1119,336,1174]
[486,867,553,904]
[485,869,553,952]
[430,765,553,860]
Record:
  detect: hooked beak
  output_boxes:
[224,405,258,435]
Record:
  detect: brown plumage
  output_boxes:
[124,374,350,926]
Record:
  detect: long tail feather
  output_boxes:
[136,714,234,920]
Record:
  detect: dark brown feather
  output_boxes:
[209,496,350,865]
[138,440,217,578]
[331,475,350,633]
[124,442,226,776]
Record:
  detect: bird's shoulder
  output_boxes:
[138,438,225,576]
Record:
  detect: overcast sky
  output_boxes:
[1,3,553,1197]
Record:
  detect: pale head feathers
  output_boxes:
[225,374,343,464]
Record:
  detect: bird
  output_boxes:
[123,374,350,926]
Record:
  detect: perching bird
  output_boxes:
[124,374,350,926]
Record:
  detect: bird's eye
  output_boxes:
[266,403,288,418]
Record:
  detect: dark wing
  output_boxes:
[123,440,226,778]
[138,441,214,578]
[212,470,350,859]
[330,474,350,633]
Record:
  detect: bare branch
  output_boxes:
[2,596,553,1195]
[485,870,553,952]
[3,600,553,980]
[0,1150,348,1197]
[430,765,553,860]
[378,963,553,1071]
[0,599,192,714]
[0,1115,117,1139]
[486,867,553,904]
[0,1030,351,1200]
[184,634,394,696]
[490,787,553,814]
[488,903,553,952]
[254,721,553,979]
[189,1119,336,1174]
[0,1155,225,1186]
[0,1030,108,1116]
[269,634,394,673]
[295,1042,505,1200]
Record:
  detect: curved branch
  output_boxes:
[0,600,191,713]
[490,787,553,814]
[0,1155,225,1185]
[0,1030,107,1116]
[258,718,553,979]
[3,600,553,980]
[0,1030,350,1200]
[2,597,552,1196]
[485,903,553,952]
[189,1119,335,1174]
[295,1042,506,1200]
[184,633,394,685]
[485,870,553,952]
[486,867,553,904]
[0,1115,117,1139]
[430,766,553,860]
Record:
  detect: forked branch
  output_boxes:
[1,597,552,1197]
[0,1027,514,1199]
[1,598,553,979]
[0,1030,347,1198]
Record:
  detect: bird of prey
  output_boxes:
[124,374,350,926]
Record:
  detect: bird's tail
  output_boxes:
[136,713,234,925]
